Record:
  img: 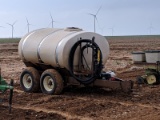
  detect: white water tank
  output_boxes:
[132,51,145,63]
[18,28,110,70]
[145,50,160,63]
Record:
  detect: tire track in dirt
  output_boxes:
[13,89,160,110]
[117,102,160,109]
[76,96,160,110]
[5,104,92,120]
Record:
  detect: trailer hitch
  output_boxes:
[94,72,133,93]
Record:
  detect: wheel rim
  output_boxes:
[22,74,32,89]
[146,75,156,85]
[43,76,55,92]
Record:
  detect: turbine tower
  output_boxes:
[148,23,153,34]
[7,21,16,38]
[88,6,102,33]
[109,27,114,36]
[100,26,105,35]
[26,18,31,33]
[50,13,55,28]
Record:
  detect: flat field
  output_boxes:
[0,38,20,43]
[1,35,160,120]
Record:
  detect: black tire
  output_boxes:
[20,67,40,92]
[40,69,64,95]
[136,76,145,84]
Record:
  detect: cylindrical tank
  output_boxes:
[145,50,160,63]
[18,27,110,70]
[132,51,145,63]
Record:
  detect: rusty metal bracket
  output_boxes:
[94,79,133,93]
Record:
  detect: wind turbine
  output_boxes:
[50,13,55,28]
[88,6,102,33]
[148,23,154,34]
[109,27,114,36]
[26,18,31,33]
[100,26,105,35]
[7,21,17,38]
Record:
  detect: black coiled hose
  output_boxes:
[68,39,103,84]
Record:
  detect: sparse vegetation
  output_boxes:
[0,38,20,43]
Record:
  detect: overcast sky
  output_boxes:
[0,0,160,38]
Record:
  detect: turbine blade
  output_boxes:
[47,22,51,27]
[95,16,101,28]
[50,13,53,20]
[88,13,95,16]
[7,23,12,26]
[0,26,5,28]
[95,16,98,20]
[96,6,102,15]
[13,21,17,25]
[26,18,29,24]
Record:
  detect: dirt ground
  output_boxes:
[1,38,160,120]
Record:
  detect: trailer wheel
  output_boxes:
[40,69,64,95]
[20,67,40,92]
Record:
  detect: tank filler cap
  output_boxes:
[64,27,83,31]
